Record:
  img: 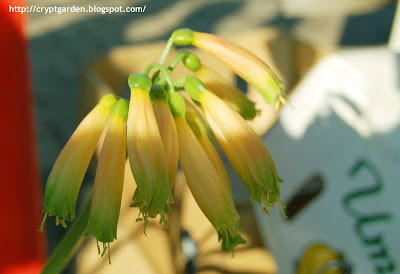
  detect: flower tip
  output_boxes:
[183,76,206,101]
[38,212,48,233]
[168,92,186,117]
[218,225,247,252]
[99,94,118,108]
[240,102,258,120]
[277,199,288,219]
[128,73,152,91]
[172,28,194,46]
[96,241,112,264]
[110,99,129,120]
[183,53,201,71]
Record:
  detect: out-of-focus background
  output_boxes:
[1,0,399,273]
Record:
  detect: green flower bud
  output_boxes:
[168,92,186,117]
[128,73,152,92]
[110,99,129,121]
[183,76,206,102]
[183,53,201,71]
[171,28,194,46]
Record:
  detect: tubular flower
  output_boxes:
[40,94,118,231]
[127,73,172,230]
[185,107,230,192]
[86,99,129,263]
[184,76,285,216]
[183,53,257,120]
[151,85,179,193]
[170,92,246,252]
[172,28,285,105]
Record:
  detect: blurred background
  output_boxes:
[1,0,398,273]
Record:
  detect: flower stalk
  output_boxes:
[41,29,287,269]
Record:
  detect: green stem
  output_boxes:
[159,36,174,65]
[144,63,175,93]
[158,52,188,86]
[175,86,185,91]
[42,197,91,274]
[168,51,188,72]
[173,77,186,87]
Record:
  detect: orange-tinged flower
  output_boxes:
[151,86,179,192]
[175,114,246,251]
[127,73,172,229]
[172,28,285,105]
[167,93,245,251]
[185,107,230,192]
[182,53,257,120]
[184,76,284,215]
[40,94,118,230]
[195,65,257,120]
[86,99,128,262]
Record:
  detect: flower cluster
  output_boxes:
[40,28,286,261]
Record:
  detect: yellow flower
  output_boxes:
[86,99,128,263]
[170,92,246,251]
[184,76,285,215]
[185,107,230,192]
[40,94,118,230]
[126,73,172,230]
[151,85,179,193]
[183,53,257,120]
[172,28,285,105]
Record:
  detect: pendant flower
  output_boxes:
[185,106,229,191]
[183,53,257,120]
[170,92,246,252]
[127,73,172,230]
[184,76,285,215]
[172,28,285,105]
[86,99,129,263]
[40,29,288,270]
[151,85,179,194]
[40,94,118,231]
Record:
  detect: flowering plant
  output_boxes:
[40,28,286,273]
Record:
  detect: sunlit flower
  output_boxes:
[183,53,257,120]
[172,28,285,105]
[185,107,230,192]
[169,92,246,251]
[127,73,172,230]
[40,94,118,231]
[184,76,285,215]
[151,85,179,194]
[86,99,129,263]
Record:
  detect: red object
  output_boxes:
[0,0,47,273]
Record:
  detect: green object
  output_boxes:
[183,76,206,101]
[128,73,152,91]
[183,53,201,71]
[168,92,186,117]
[42,197,91,274]
[150,84,168,101]
[110,99,129,121]
[172,28,194,46]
